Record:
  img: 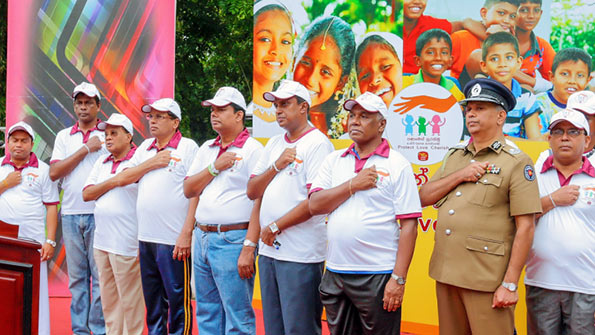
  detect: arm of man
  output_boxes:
[184,151,237,198]
[49,136,102,181]
[113,150,171,187]
[246,147,296,200]
[260,199,311,246]
[173,196,198,261]
[492,213,535,308]
[419,161,489,207]
[457,18,487,40]
[238,197,262,279]
[536,185,580,219]
[41,204,58,261]
[0,171,22,195]
[383,218,418,312]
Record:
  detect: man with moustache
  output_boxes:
[247,80,334,335]
[0,121,59,335]
[50,82,106,335]
[184,87,263,335]
[309,92,421,334]
[419,78,541,335]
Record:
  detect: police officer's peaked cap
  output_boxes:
[460,78,517,113]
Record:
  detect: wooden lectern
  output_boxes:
[0,220,41,335]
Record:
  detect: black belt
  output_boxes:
[196,222,249,232]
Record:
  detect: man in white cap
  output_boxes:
[309,92,421,334]
[535,90,595,170]
[49,82,106,335]
[81,114,144,335]
[108,98,198,335]
[525,109,595,335]
[246,79,334,335]
[184,87,262,334]
[0,121,59,335]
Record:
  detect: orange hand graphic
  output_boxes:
[393,95,458,115]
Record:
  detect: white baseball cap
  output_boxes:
[343,92,388,118]
[72,82,101,100]
[549,109,590,136]
[567,91,595,115]
[8,121,35,140]
[263,80,312,106]
[98,114,134,135]
[141,98,182,120]
[202,87,247,111]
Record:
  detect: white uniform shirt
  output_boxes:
[130,131,199,245]
[84,148,139,256]
[0,153,59,244]
[252,128,334,263]
[186,129,263,224]
[50,122,107,214]
[525,156,595,295]
[310,140,422,273]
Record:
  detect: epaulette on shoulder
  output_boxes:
[451,139,469,150]
[502,139,522,156]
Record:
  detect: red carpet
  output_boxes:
[49,297,330,334]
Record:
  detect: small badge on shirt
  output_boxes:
[485,164,500,174]
[26,172,38,186]
[524,165,535,181]
[491,141,502,150]
[581,185,595,205]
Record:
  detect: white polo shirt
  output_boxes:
[525,156,595,295]
[535,148,595,172]
[84,148,139,257]
[50,121,107,214]
[186,129,263,224]
[130,131,199,245]
[310,139,422,273]
[252,128,334,263]
[0,153,60,244]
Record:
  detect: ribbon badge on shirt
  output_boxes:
[581,185,595,205]
[376,168,390,189]
[229,155,243,173]
[26,172,38,186]
[286,156,303,176]
[167,155,182,172]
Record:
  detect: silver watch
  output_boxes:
[46,239,57,248]
[391,273,406,285]
[501,281,517,292]
[269,222,280,234]
[243,239,257,248]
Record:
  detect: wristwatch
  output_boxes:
[243,239,257,248]
[391,273,406,285]
[269,222,280,234]
[46,239,57,248]
[501,281,517,292]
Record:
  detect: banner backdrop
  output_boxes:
[6,0,176,296]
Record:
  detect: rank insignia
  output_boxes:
[485,164,500,174]
[491,141,502,150]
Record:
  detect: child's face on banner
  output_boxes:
[481,2,518,33]
[294,35,343,107]
[253,9,293,83]
[550,60,590,103]
[516,2,542,32]
[415,38,452,81]
[357,42,402,106]
[403,0,427,20]
[480,43,521,85]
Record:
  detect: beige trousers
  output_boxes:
[436,281,515,335]
[94,248,145,335]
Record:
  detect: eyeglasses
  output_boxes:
[550,128,586,137]
[145,113,175,121]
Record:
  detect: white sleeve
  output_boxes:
[309,152,335,193]
[246,142,264,174]
[186,144,207,177]
[392,162,422,219]
[251,140,273,177]
[84,157,103,188]
[50,131,67,162]
[305,140,334,187]
[41,169,60,204]
[183,140,200,174]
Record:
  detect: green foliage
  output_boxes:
[550,0,595,69]
[175,0,253,144]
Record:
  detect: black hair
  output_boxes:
[356,34,400,72]
[74,92,100,105]
[552,47,593,74]
[415,29,452,56]
[297,16,355,78]
[483,0,520,9]
[519,0,541,5]
[481,32,520,61]
[295,96,310,113]
[230,102,246,123]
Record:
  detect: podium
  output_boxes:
[0,220,41,335]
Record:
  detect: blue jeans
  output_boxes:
[194,227,256,335]
[258,255,324,335]
[61,214,105,335]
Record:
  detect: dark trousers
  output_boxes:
[319,271,402,335]
[139,241,193,335]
